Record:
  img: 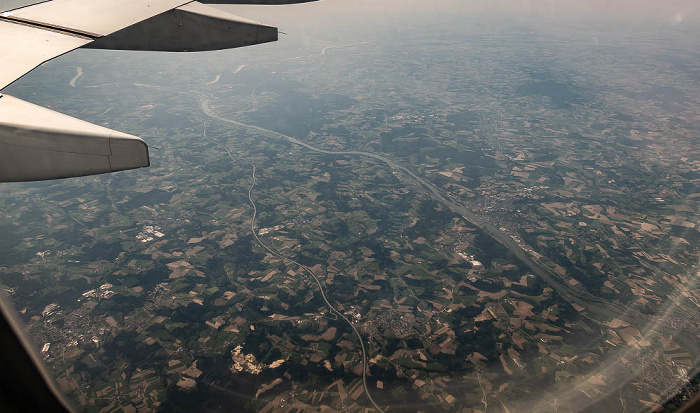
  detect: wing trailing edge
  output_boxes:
[0,20,90,91]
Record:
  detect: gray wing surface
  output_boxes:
[0,0,316,182]
[0,20,90,92]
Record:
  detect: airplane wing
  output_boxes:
[0,0,316,182]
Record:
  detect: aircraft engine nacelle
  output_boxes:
[0,94,149,182]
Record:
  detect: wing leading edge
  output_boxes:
[0,0,317,182]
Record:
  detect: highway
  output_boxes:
[199,97,635,319]
[199,97,700,407]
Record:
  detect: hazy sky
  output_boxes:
[3,0,697,25]
[223,0,699,25]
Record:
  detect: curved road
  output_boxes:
[247,166,385,413]
[203,120,384,411]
